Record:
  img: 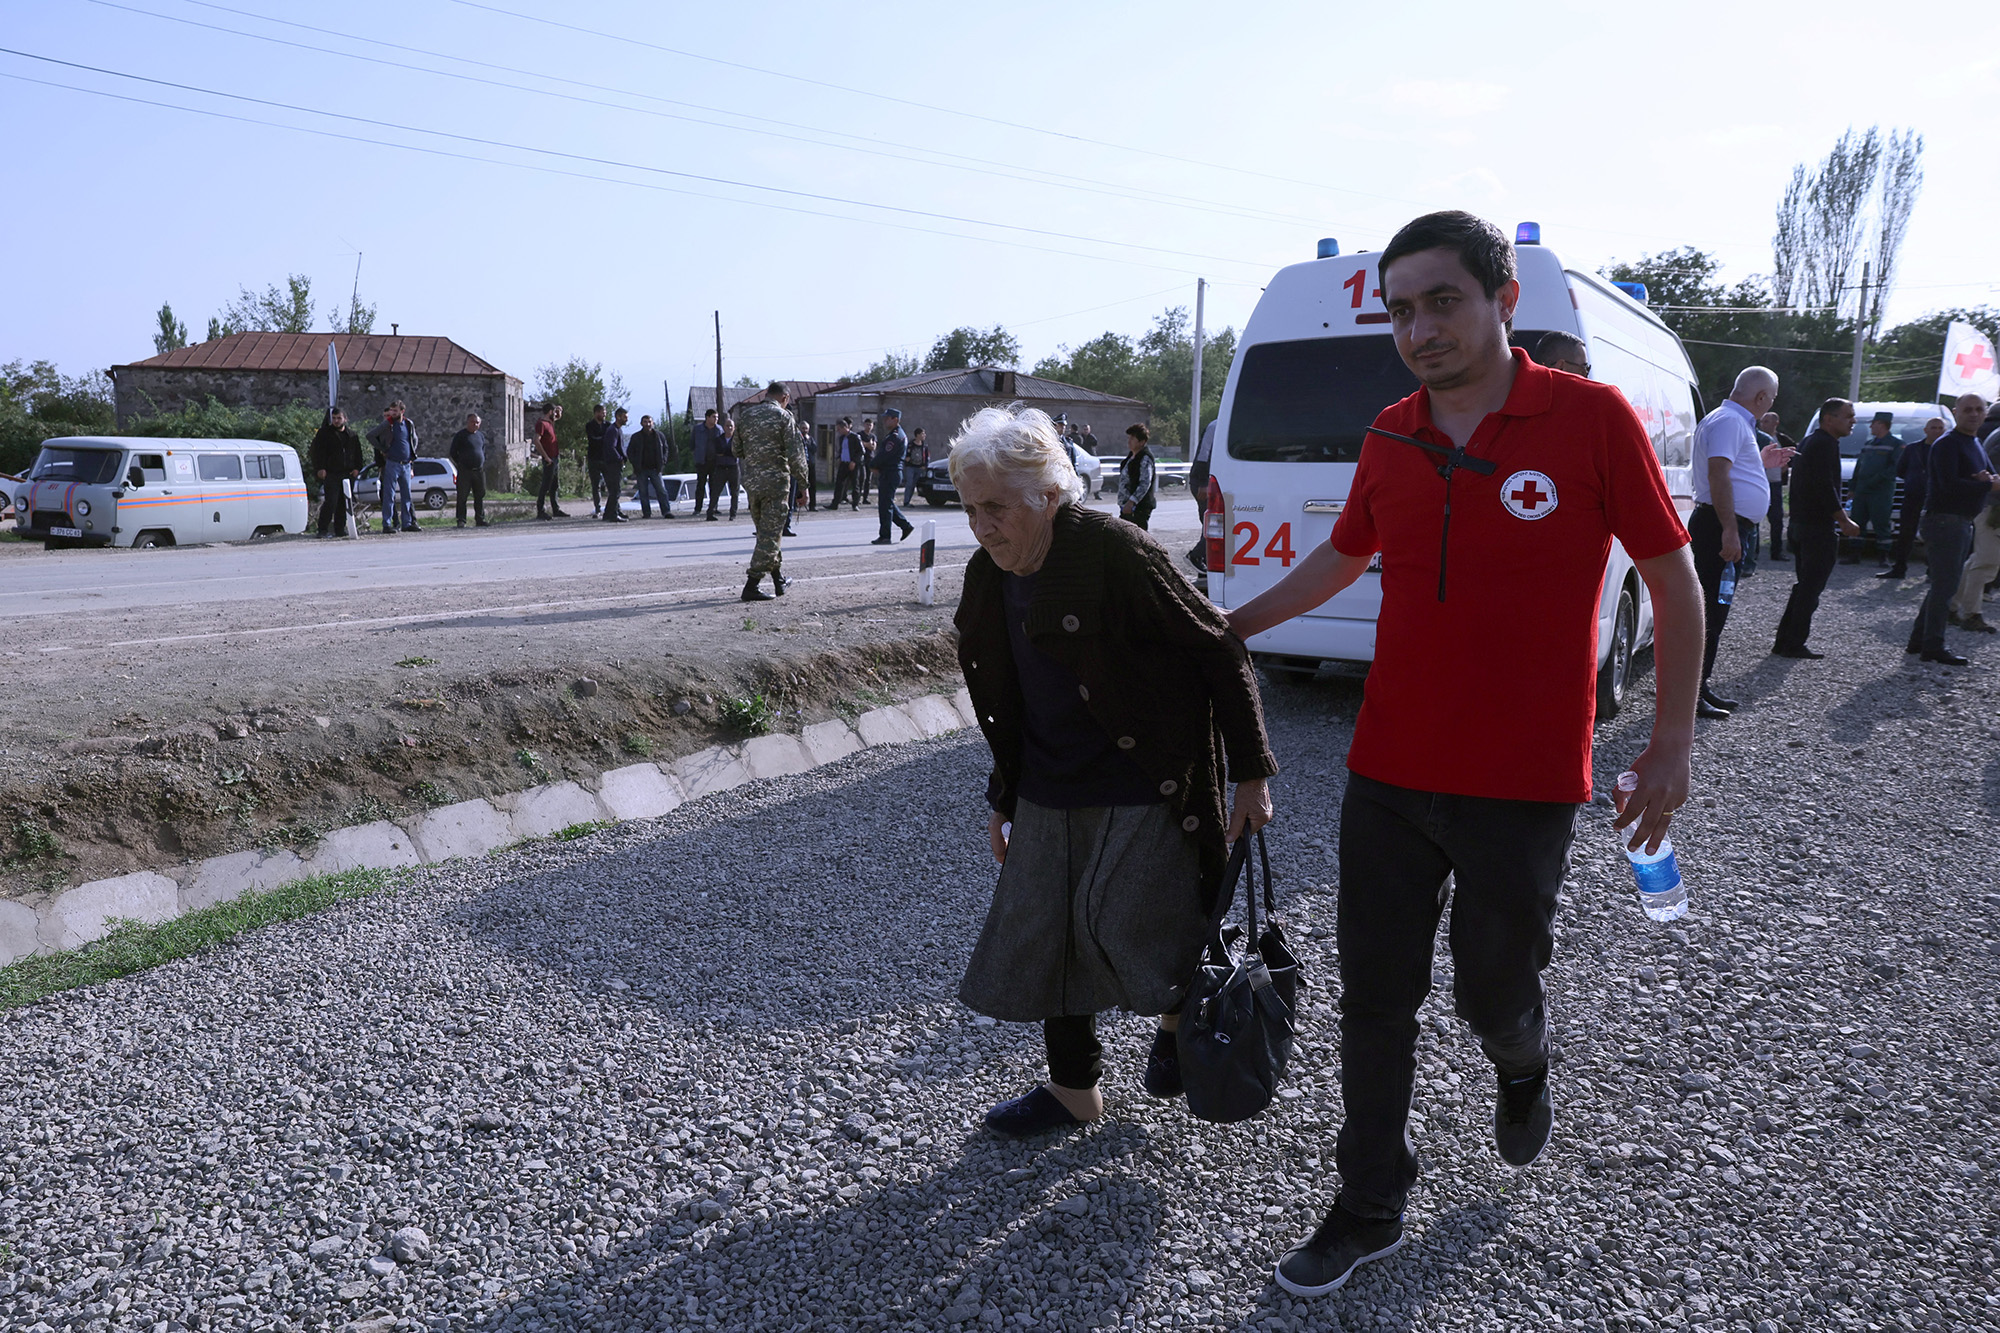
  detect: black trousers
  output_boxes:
[536,458,561,512]
[1688,503,1759,685]
[707,463,739,518]
[316,482,349,535]
[1772,526,1836,651]
[807,452,819,509]
[598,463,622,516]
[1890,496,1924,570]
[1766,485,1786,555]
[1044,1015,1102,1089]
[589,457,606,512]
[455,470,487,525]
[1335,774,1576,1221]
[877,464,910,538]
[833,462,861,509]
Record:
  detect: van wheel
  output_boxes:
[250,525,284,540]
[1596,584,1637,720]
[132,530,173,549]
[424,489,448,510]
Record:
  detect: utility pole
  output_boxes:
[714,311,725,431]
[1848,262,1869,402]
[1187,278,1206,461]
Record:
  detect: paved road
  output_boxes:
[0,497,1202,622]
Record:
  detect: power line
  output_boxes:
[0,46,1275,272]
[1678,338,1856,356]
[97,0,1339,236]
[732,284,1193,360]
[0,65,1267,288]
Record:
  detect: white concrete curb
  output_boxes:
[0,689,978,968]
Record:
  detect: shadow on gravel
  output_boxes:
[378,599,737,634]
[1825,667,1933,746]
[451,741,995,1029]
[482,1122,1165,1331]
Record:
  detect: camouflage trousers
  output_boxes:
[747,490,788,578]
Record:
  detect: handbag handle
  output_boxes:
[1209,828,1280,947]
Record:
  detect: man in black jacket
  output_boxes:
[1771,399,1859,658]
[310,408,363,538]
[449,413,490,528]
[1908,394,2000,665]
[585,405,609,518]
[628,414,673,518]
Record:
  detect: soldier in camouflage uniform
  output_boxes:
[736,381,810,602]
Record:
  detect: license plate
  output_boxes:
[48,526,82,538]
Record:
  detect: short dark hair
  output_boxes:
[766,379,789,397]
[593,403,605,413]
[1126,423,1148,443]
[1822,397,1855,420]
[1379,210,1516,299]
[1535,331,1588,366]
[703,408,717,420]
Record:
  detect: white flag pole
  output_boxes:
[327,340,339,413]
[917,520,937,605]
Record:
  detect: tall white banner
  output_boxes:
[327,340,340,410]
[1938,320,1998,403]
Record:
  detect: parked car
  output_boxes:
[15,437,307,547]
[919,448,1103,506]
[354,458,459,511]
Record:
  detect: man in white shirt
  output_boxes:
[1689,367,1793,718]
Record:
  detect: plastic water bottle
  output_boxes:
[1716,561,1737,606]
[1616,771,1689,922]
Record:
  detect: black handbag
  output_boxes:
[1177,830,1303,1124]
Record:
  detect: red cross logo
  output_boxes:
[1511,478,1549,511]
[1500,469,1558,521]
[1957,342,1994,378]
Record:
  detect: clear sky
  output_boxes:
[4,0,1995,420]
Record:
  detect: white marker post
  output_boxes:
[917,519,937,605]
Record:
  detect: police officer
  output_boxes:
[1847,412,1900,564]
[870,407,916,544]
[736,381,809,602]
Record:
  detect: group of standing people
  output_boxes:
[308,401,490,536]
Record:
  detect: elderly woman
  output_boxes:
[951,405,1277,1137]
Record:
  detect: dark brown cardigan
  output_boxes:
[955,502,1278,907]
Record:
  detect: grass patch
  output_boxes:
[0,868,396,1010]
[5,819,62,867]
[516,748,550,781]
[720,693,774,737]
[408,780,456,808]
[553,820,613,841]
[395,656,439,668]
[620,733,654,757]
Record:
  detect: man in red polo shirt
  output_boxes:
[1227,211,1703,1297]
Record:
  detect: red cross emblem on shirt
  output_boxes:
[1500,469,1559,521]
[1957,342,1995,378]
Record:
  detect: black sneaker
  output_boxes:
[1495,1067,1552,1167]
[983,1086,1083,1139]
[1142,1027,1182,1097]
[1274,1205,1405,1297]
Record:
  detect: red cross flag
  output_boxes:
[1939,320,1999,403]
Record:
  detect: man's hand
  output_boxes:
[1719,526,1743,563]
[1227,778,1273,841]
[1759,442,1796,470]
[1839,512,1860,537]
[988,810,1008,864]
[1614,742,1690,855]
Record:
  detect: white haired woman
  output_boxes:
[951,405,1278,1137]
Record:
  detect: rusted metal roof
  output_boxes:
[818,366,1146,405]
[112,333,505,377]
[687,381,845,415]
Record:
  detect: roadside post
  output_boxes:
[917,520,936,605]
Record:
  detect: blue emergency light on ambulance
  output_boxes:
[1515,221,1541,245]
[1315,238,1340,259]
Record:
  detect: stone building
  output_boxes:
[810,366,1150,456]
[109,333,526,489]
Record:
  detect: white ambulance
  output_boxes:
[18,437,308,548]
[1203,228,1701,717]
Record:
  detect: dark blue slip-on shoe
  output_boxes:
[983,1087,1083,1139]
[1142,1027,1183,1098]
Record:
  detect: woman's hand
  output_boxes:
[1227,778,1273,841]
[988,810,1009,863]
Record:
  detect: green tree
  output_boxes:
[0,361,122,473]
[153,302,188,355]
[1032,306,1236,456]
[531,357,630,478]
[1602,249,1852,428]
[923,325,1021,372]
[206,316,227,342]
[218,275,317,334]
[844,349,921,384]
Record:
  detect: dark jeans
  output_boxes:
[1772,526,1836,651]
[1912,514,1974,652]
[598,464,622,517]
[1766,485,1786,555]
[707,463,739,518]
[1044,1015,1102,1090]
[633,469,671,516]
[877,464,910,538]
[1335,774,1575,1221]
[536,458,561,513]
[455,470,487,525]
[316,480,350,535]
[589,457,606,512]
[1890,497,1924,570]
[1688,503,1760,685]
[833,462,860,509]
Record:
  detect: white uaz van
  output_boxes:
[19,437,308,548]
[1204,230,1701,717]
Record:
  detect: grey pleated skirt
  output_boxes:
[958,799,1208,1023]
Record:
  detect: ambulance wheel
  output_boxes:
[132,530,172,549]
[1596,584,1637,720]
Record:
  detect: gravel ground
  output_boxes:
[0,558,1996,1333]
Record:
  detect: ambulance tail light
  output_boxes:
[1204,478,1227,572]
